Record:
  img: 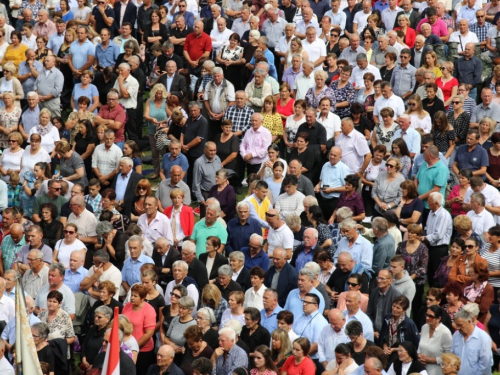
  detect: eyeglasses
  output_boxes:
[7,140,16,143]
[301,300,317,305]
[400,55,409,59]
[51,187,61,191]
[170,292,182,298]
[440,67,447,70]
[452,101,461,104]
[426,297,436,301]
[387,164,396,168]
[465,245,476,249]
[347,282,359,287]
[63,230,75,235]
[27,258,40,261]
[331,34,339,37]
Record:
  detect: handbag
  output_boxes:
[155,129,170,150]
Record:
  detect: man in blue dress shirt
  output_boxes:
[284,268,326,318]
[63,250,88,293]
[452,309,492,375]
[121,235,154,293]
[241,233,269,270]
[260,289,283,333]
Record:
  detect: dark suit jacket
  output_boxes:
[152,245,181,288]
[199,252,229,281]
[203,16,228,36]
[113,1,137,34]
[111,170,143,217]
[187,258,209,292]
[410,45,432,68]
[290,244,321,270]
[264,263,298,307]
[235,266,251,291]
[159,72,188,99]
[393,10,421,29]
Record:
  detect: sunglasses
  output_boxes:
[138,187,147,191]
[63,230,75,234]
[170,292,182,298]
[408,102,416,106]
[440,67,447,70]
[265,213,277,217]
[7,140,16,143]
[347,282,359,287]
[331,34,339,37]
[452,101,461,104]
[426,313,436,318]
[465,245,476,249]
[51,187,62,191]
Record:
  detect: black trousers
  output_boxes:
[208,118,222,142]
[428,244,449,287]
[199,190,210,218]
[125,108,140,143]
[245,162,261,178]
[319,196,339,222]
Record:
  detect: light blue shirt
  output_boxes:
[18,60,43,98]
[47,32,65,55]
[260,305,283,333]
[69,39,95,70]
[284,288,326,319]
[166,75,174,92]
[425,206,453,246]
[1,314,40,359]
[451,326,492,375]
[324,10,346,31]
[457,4,481,25]
[35,283,76,314]
[21,105,40,134]
[317,323,349,363]
[122,253,154,286]
[391,127,421,156]
[319,161,351,199]
[95,40,120,68]
[63,265,88,293]
[5,286,27,300]
[293,310,329,359]
[345,308,374,341]
[115,170,132,202]
[335,235,373,271]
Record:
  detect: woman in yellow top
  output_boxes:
[422,50,442,78]
[261,95,283,144]
[2,31,28,76]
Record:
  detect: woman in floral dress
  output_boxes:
[330,65,356,118]
[216,33,244,90]
[305,70,336,111]
[0,92,21,149]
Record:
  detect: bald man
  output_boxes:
[147,345,184,375]
[318,309,348,367]
[0,338,14,375]
[0,223,26,273]
[64,250,88,293]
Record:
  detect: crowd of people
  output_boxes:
[0,0,500,374]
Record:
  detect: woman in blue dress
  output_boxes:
[123,140,143,175]
[71,70,100,114]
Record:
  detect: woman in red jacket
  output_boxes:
[164,188,194,249]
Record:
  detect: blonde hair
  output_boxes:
[2,62,15,73]
[386,157,402,172]
[150,83,168,100]
[453,215,472,231]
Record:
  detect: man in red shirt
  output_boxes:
[183,20,212,74]
[94,90,127,149]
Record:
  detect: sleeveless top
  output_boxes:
[147,99,168,134]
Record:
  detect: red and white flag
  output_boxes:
[102,306,120,375]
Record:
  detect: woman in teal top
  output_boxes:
[144,83,168,179]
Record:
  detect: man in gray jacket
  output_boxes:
[34,55,63,117]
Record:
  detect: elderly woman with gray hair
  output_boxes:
[164,260,200,311]
[305,70,336,111]
[196,307,218,350]
[329,206,354,257]
[164,296,197,360]
[32,322,55,375]
[81,305,113,370]
[228,251,251,291]
[220,290,245,329]
[96,220,127,269]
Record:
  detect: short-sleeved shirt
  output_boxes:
[122,302,157,352]
[97,104,126,142]
[416,160,449,208]
[181,115,208,158]
[184,32,212,62]
[91,5,115,35]
[69,39,95,70]
[35,283,76,315]
[454,144,489,179]
[296,121,327,146]
[191,219,228,257]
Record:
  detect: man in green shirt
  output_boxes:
[32,179,68,223]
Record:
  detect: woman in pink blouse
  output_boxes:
[281,338,316,375]
[251,345,279,375]
[122,284,157,375]
[435,61,459,108]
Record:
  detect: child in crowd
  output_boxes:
[85,178,102,213]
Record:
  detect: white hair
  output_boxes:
[219,327,237,340]
[429,192,444,206]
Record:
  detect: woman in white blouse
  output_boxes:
[28,108,60,156]
[404,95,432,134]
[417,305,452,375]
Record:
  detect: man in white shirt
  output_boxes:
[324,0,346,33]
[263,209,294,259]
[466,192,496,242]
[381,0,402,30]
[353,0,372,35]
[0,278,14,324]
[317,97,341,140]
[350,52,381,89]
[463,176,500,221]
[335,117,372,175]
[373,81,405,122]
[210,18,232,57]
[301,26,327,70]
[293,61,315,99]
[449,19,479,53]
[295,7,320,38]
